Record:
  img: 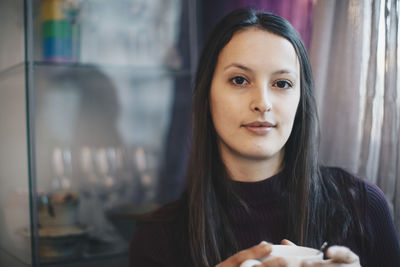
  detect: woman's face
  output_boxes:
[210,27,300,166]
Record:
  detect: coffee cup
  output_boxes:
[240,245,323,267]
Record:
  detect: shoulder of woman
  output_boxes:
[129,220,173,265]
[129,199,187,265]
[343,175,400,265]
[320,166,366,192]
[321,167,400,263]
[139,199,184,223]
[320,166,392,215]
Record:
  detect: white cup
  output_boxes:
[240,245,323,267]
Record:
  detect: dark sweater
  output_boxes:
[130,168,400,267]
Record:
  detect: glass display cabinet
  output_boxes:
[0,0,198,266]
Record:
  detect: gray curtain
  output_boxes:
[310,0,400,231]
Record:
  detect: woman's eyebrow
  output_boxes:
[223,64,298,77]
[223,63,253,72]
[271,69,298,76]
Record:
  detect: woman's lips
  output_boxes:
[242,121,276,135]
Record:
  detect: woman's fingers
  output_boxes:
[216,241,272,267]
[301,260,360,267]
[326,246,359,263]
[217,243,359,267]
[280,239,296,246]
[300,246,360,267]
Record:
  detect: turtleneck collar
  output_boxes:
[231,170,288,205]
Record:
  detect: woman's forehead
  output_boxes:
[217,27,300,76]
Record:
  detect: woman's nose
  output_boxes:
[250,86,272,113]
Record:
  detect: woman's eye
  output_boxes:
[231,76,248,85]
[274,80,293,89]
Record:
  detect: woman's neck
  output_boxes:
[220,149,284,182]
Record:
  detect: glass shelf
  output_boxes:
[0,62,25,78]
[33,61,192,78]
[0,0,198,266]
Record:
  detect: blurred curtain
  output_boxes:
[310,0,400,231]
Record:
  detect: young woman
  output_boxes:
[130,8,400,267]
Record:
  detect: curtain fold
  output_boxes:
[311,0,368,171]
[377,0,398,212]
[358,0,380,183]
[311,0,400,231]
[394,0,400,237]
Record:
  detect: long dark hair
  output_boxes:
[183,8,358,267]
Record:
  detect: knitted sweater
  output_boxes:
[130,168,400,267]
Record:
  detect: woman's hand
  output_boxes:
[300,246,360,267]
[215,241,287,267]
[280,240,360,267]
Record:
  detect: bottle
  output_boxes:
[41,0,80,62]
